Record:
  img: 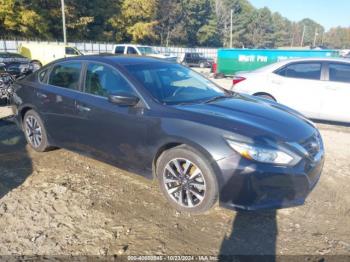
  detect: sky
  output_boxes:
[249,0,350,30]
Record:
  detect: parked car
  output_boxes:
[232,58,350,123]
[179,52,213,68]
[0,63,16,106]
[19,43,83,69]
[0,52,34,78]
[113,44,177,62]
[11,56,324,213]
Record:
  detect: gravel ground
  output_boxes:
[0,119,349,256]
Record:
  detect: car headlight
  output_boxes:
[226,140,297,165]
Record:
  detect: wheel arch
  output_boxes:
[19,106,34,127]
[152,139,222,183]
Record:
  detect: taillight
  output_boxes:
[232,76,246,85]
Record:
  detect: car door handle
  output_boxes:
[325,86,337,91]
[37,92,47,99]
[76,104,91,112]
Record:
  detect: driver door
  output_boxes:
[74,62,149,171]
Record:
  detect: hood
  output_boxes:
[146,53,177,60]
[176,94,316,143]
[0,57,30,64]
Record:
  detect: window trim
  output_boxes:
[47,60,84,91]
[37,67,50,84]
[325,62,350,83]
[273,61,326,81]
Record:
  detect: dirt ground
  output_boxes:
[0,118,349,257]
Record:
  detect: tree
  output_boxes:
[120,0,158,43]
[155,0,184,46]
[297,18,325,47]
[272,12,292,48]
[324,27,350,49]
[245,7,274,48]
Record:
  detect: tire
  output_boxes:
[255,93,276,101]
[199,62,205,68]
[30,61,42,72]
[23,110,50,152]
[156,145,218,213]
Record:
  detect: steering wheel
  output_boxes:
[172,87,187,97]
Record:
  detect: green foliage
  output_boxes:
[324,27,350,49]
[0,0,348,48]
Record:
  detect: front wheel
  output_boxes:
[156,146,218,213]
[23,110,50,152]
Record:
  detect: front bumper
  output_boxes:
[216,152,324,211]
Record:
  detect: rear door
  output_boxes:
[270,61,324,118]
[36,61,83,148]
[321,62,350,122]
[74,62,149,171]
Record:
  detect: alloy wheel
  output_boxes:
[163,158,206,208]
[25,115,42,148]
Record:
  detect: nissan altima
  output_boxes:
[11,56,324,213]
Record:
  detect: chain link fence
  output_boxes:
[0,39,218,59]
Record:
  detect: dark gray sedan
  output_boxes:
[11,55,324,213]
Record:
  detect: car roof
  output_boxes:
[45,55,171,67]
[276,57,350,64]
[250,57,350,73]
[115,44,151,48]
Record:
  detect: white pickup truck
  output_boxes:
[113,44,177,62]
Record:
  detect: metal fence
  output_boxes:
[0,39,218,59]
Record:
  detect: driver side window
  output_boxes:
[85,63,134,97]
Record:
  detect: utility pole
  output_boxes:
[61,0,67,44]
[300,25,306,47]
[313,29,318,47]
[230,9,233,48]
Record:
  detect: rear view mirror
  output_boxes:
[108,92,140,106]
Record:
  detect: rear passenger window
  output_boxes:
[329,63,350,83]
[85,63,134,97]
[115,46,125,54]
[277,63,321,80]
[48,62,81,89]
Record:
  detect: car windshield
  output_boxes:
[138,47,158,55]
[124,63,227,105]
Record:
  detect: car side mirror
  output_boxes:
[108,92,140,107]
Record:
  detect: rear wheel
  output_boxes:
[23,110,50,152]
[156,146,218,213]
[199,62,205,68]
[30,61,42,71]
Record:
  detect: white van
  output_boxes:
[19,43,83,69]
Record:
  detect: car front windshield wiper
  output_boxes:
[201,94,232,104]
